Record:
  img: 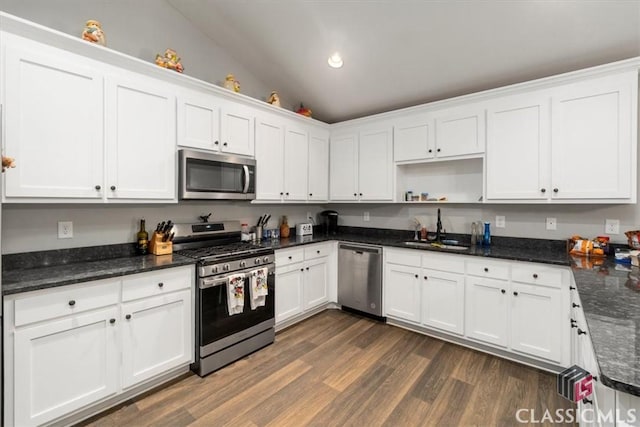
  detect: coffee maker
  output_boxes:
[319,210,339,235]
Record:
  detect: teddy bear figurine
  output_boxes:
[81,20,106,46]
[155,49,184,73]
[2,156,16,173]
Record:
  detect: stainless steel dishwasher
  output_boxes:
[338,243,383,318]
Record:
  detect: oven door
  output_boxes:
[179,149,256,200]
[198,265,275,355]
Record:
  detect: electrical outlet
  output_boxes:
[363,211,370,222]
[495,216,506,228]
[307,211,312,221]
[546,217,557,231]
[58,221,73,239]
[605,219,620,234]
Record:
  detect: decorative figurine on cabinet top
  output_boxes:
[81,20,106,46]
[155,49,184,73]
[2,156,16,173]
[267,91,281,107]
[296,103,312,117]
[223,74,240,93]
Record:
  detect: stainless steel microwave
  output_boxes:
[178,149,256,200]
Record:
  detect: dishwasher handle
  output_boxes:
[339,243,382,255]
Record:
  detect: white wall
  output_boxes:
[0,0,288,105]
[2,203,323,254]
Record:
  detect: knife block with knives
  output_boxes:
[149,232,173,255]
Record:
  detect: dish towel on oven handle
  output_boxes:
[227,273,245,316]
[250,267,269,310]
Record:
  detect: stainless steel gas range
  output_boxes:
[172,221,275,377]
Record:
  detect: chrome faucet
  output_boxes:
[436,208,443,242]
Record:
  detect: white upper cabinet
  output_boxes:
[283,125,309,201]
[255,115,285,201]
[433,103,486,158]
[486,92,551,200]
[330,125,393,201]
[486,71,637,203]
[550,72,636,201]
[105,75,176,201]
[393,113,434,162]
[220,101,255,157]
[2,35,104,200]
[177,90,221,151]
[329,133,359,200]
[307,128,330,201]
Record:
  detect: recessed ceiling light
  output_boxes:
[327,52,343,68]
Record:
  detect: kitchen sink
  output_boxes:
[402,241,469,251]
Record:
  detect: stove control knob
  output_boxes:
[263,256,270,263]
[223,264,230,271]
[255,258,261,265]
[239,260,246,268]
[212,266,219,274]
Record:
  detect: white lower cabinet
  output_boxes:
[13,307,119,427]
[275,243,335,326]
[121,289,192,389]
[422,268,464,335]
[4,266,194,427]
[465,276,509,348]
[384,262,421,323]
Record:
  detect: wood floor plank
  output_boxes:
[187,359,312,425]
[82,310,575,427]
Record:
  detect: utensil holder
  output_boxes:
[149,232,173,255]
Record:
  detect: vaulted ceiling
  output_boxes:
[168,0,640,123]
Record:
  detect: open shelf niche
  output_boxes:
[395,157,484,203]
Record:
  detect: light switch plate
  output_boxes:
[546,217,557,231]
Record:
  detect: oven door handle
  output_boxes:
[200,277,229,290]
[242,165,250,194]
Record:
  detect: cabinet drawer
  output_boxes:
[122,266,192,302]
[511,264,566,289]
[275,248,304,267]
[304,242,333,261]
[466,260,509,280]
[422,253,465,273]
[385,248,421,267]
[14,278,120,327]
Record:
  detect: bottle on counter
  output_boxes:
[136,218,149,255]
[280,215,290,239]
[241,223,250,241]
[470,222,477,245]
[483,222,491,246]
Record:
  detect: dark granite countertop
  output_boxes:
[3,227,635,397]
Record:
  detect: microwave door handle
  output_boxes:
[242,165,250,193]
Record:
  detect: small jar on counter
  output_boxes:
[241,223,250,241]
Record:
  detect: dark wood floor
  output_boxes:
[81,310,574,427]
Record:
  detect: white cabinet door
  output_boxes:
[434,103,486,158]
[384,263,421,323]
[329,133,358,201]
[486,93,550,200]
[308,129,329,201]
[275,264,304,324]
[510,283,563,363]
[177,90,220,151]
[283,126,309,201]
[121,289,192,389]
[304,257,329,310]
[358,127,393,201]
[255,116,285,201]
[3,36,104,200]
[421,269,464,335]
[465,276,508,348]
[13,307,119,427]
[220,102,255,156]
[393,114,434,162]
[551,72,636,200]
[105,76,176,200]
